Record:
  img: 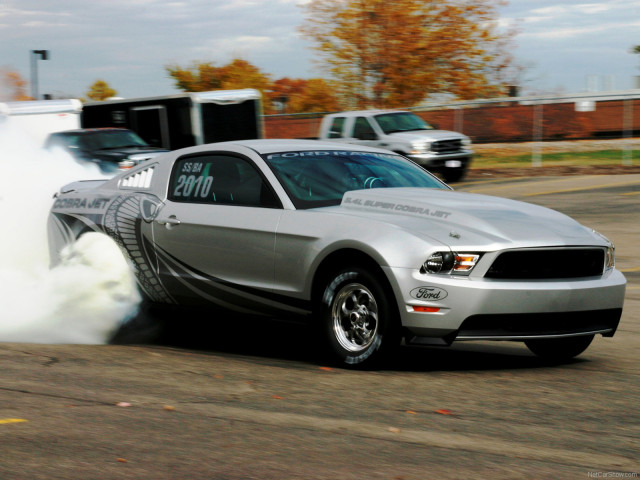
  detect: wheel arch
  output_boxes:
[47,212,104,267]
[312,247,405,366]
[310,248,398,312]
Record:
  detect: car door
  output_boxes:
[151,152,284,313]
[348,116,380,147]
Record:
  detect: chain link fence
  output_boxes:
[264,91,640,166]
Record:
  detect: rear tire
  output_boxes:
[525,335,594,360]
[319,267,400,367]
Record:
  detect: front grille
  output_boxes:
[457,308,622,339]
[431,139,463,154]
[485,248,605,279]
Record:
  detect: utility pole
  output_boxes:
[30,50,49,100]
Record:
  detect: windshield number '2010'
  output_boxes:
[174,174,213,199]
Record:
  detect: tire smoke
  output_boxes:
[0,123,141,344]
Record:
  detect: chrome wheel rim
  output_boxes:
[332,283,379,352]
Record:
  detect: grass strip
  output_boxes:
[471,149,637,169]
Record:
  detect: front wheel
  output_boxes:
[525,335,594,361]
[319,267,400,367]
[442,166,467,183]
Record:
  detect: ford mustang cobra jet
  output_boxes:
[48,140,626,366]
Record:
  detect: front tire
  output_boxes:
[442,166,467,183]
[319,267,400,367]
[525,334,594,361]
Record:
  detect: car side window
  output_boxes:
[351,117,376,139]
[169,154,281,208]
[328,117,345,138]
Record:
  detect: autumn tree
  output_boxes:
[217,59,273,91]
[300,0,518,109]
[165,62,220,91]
[167,59,343,114]
[267,77,342,113]
[0,68,31,101]
[86,80,117,101]
[166,58,271,94]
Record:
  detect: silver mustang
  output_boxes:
[48,139,626,366]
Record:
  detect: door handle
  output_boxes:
[157,215,181,229]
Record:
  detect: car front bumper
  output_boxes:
[384,266,627,344]
[407,150,473,169]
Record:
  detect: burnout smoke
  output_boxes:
[0,124,140,344]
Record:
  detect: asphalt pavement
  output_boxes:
[1,174,639,480]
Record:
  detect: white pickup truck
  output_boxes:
[318,110,473,182]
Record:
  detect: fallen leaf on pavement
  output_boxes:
[435,409,453,415]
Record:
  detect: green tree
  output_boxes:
[86,80,117,101]
[300,0,518,109]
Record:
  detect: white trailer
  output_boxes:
[0,99,82,145]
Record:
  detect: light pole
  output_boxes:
[30,49,49,100]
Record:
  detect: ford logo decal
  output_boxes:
[410,286,448,301]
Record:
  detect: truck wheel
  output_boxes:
[525,335,594,361]
[319,267,400,367]
[443,166,467,183]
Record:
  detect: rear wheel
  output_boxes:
[525,335,594,360]
[319,267,400,367]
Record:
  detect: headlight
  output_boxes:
[410,141,430,154]
[461,137,472,147]
[422,251,481,275]
[605,244,615,271]
[118,159,136,170]
[592,230,615,271]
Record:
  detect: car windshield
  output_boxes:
[67,131,148,150]
[374,112,433,134]
[263,150,449,209]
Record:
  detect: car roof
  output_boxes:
[51,128,132,136]
[327,110,408,117]
[188,138,400,156]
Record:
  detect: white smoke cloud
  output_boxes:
[0,123,141,344]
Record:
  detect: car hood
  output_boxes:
[387,130,467,142]
[337,188,605,249]
[95,146,168,158]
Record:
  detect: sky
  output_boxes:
[1,0,639,101]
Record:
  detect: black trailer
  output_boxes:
[81,89,263,150]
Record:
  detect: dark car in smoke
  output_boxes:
[45,128,168,174]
